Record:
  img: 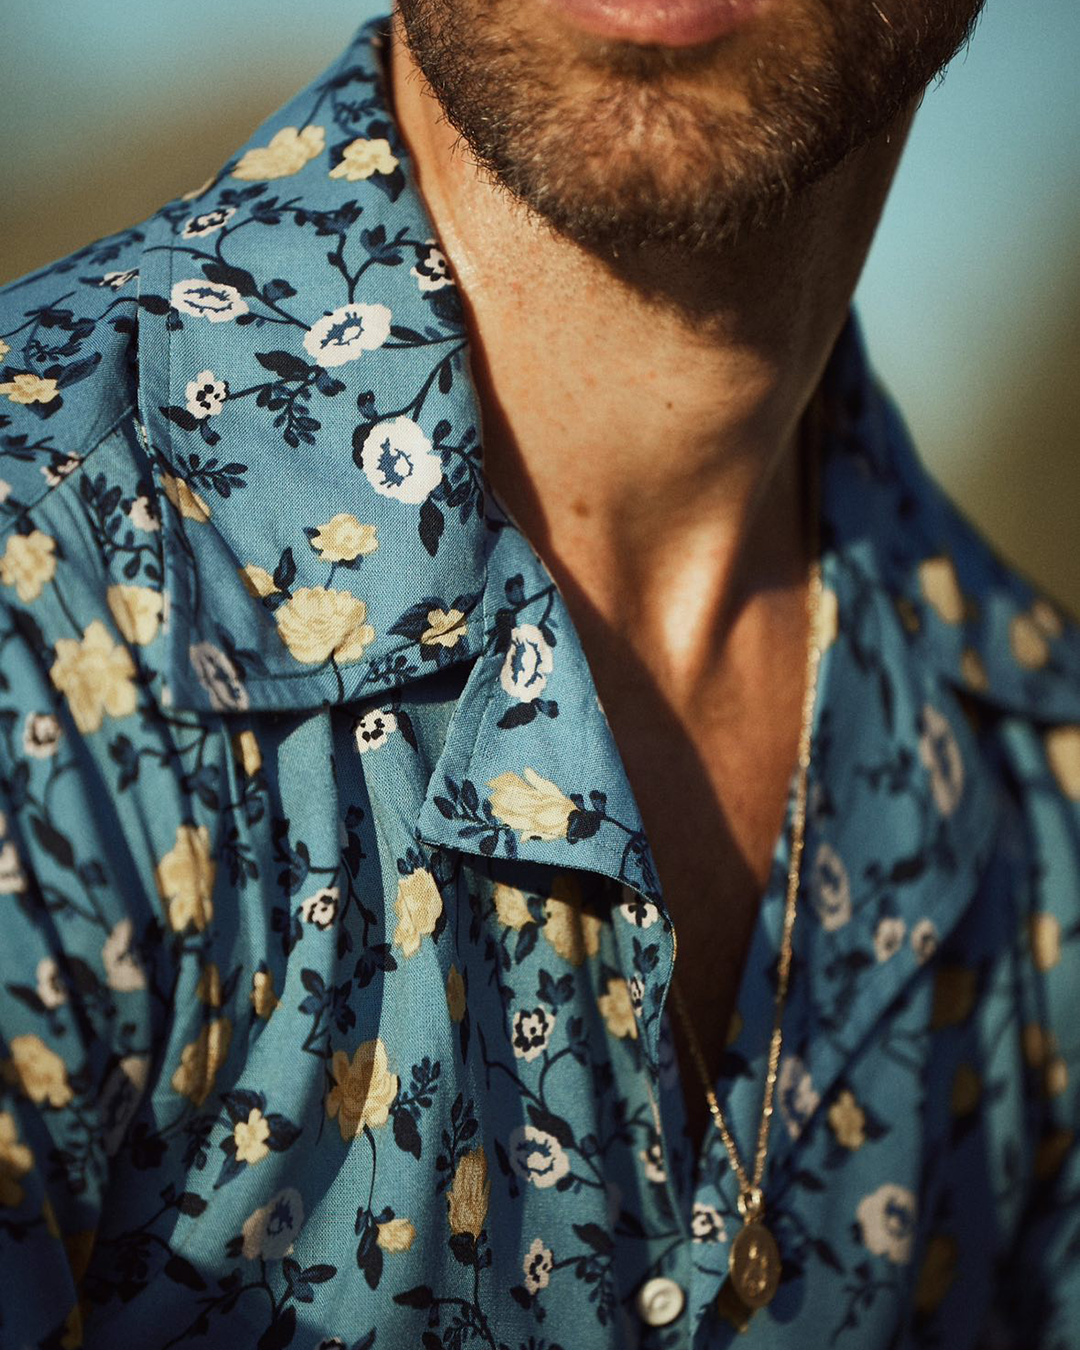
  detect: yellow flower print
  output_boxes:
[2,1034,72,1108]
[196,962,222,1007]
[918,555,964,624]
[487,768,575,842]
[816,585,839,651]
[447,1147,490,1238]
[251,968,279,1018]
[232,729,262,777]
[275,587,376,665]
[960,647,988,692]
[1045,726,1080,801]
[161,472,211,522]
[446,964,466,1023]
[106,583,163,646]
[0,373,59,406]
[234,1108,271,1165]
[421,607,467,649]
[239,564,277,598]
[0,1111,34,1206]
[49,620,138,734]
[377,1217,416,1252]
[326,1039,398,1140]
[827,1089,866,1149]
[542,874,601,967]
[1031,597,1063,639]
[913,1234,958,1315]
[156,824,216,933]
[171,1018,233,1106]
[1029,912,1062,971]
[309,514,378,562]
[233,124,326,180]
[0,339,9,360]
[0,530,56,602]
[1044,1056,1069,1099]
[950,1064,982,1117]
[493,882,533,931]
[1010,611,1049,669]
[930,966,977,1029]
[597,978,637,1039]
[393,868,443,957]
[330,137,400,181]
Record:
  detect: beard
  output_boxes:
[395,0,985,254]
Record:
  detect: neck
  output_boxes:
[390,20,910,701]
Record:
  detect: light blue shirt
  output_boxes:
[1,12,1079,1349]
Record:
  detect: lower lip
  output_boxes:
[543,0,769,47]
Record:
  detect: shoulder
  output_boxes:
[0,233,169,722]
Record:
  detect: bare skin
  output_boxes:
[389,15,913,1156]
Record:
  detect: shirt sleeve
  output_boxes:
[0,604,163,1348]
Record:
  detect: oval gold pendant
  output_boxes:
[728,1220,781,1310]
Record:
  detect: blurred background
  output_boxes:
[2,1,1077,612]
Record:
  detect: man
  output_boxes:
[0,0,1078,1345]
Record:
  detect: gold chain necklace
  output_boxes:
[670,405,824,1325]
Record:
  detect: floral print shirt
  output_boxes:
[1,13,1080,1350]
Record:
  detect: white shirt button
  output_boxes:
[636,1276,686,1327]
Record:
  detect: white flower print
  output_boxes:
[511,1006,556,1063]
[360,417,443,504]
[628,975,644,1017]
[691,1203,728,1244]
[412,241,454,293]
[129,494,160,533]
[354,709,398,753]
[103,918,147,992]
[171,278,250,323]
[189,642,249,711]
[640,1140,666,1184]
[500,624,555,703]
[303,303,392,368]
[857,1183,918,1264]
[300,886,339,929]
[185,370,229,420]
[810,841,852,932]
[42,454,82,487]
[618,889,660,928]
[0,840,27,895]
[241,1187,305,1260]
[508,1125,571,1189]
[100,268,139,289]
[873,916,906,963]
[22,713,61,759]
[911,917,939,965]
[777,1054,820,1139]
[35,957,66,1009]
[98,1055,149,1156]
[182,206,237,239]
[918,703,964,817]
[523,1237,554,1293]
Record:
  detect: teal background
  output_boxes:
[1,1,1077,609]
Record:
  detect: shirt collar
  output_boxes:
[136,15,488,715]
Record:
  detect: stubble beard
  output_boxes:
[395,0,984,255]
